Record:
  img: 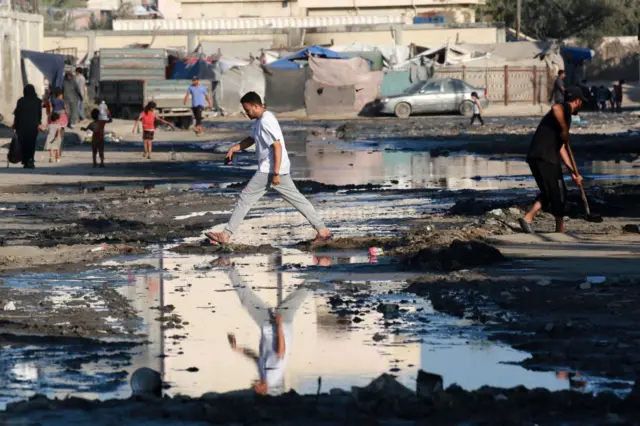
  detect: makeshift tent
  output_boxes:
[331,43,410,68]
[170,59,216,80]
[268,46,350,70]
[561,47,594,63]
[381,71,412,96]
[263,66,309,112]
[219,63,266,115]
[21,50,65,89]
[304,80,356,116]
[308,56,382,112]
[197,41,271,61]
[341,51,384,71]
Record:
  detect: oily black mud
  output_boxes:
[407,275,640,387]
[4,375,640,425]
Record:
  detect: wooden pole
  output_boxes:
[516,0,522,40]
[504,65,509,106]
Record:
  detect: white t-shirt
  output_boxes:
[251,111,291,175]
[257,322,292,395]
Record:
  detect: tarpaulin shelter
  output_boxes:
[21,50,65,89]
[197,40,271,61]
[268,46,350,70]
[331,43,411,69]
[561,47,594,63]
[219,63,266,114]
[170,59,216,80]
[307,56,382,113]
[263,66,309,112]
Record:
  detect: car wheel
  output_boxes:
[394,102,412,118]
[459,101,474,117]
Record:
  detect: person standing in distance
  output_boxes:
[550,70,566,105]
[519,87,586,234]
[183,76,212,135]
[205,92,331,244]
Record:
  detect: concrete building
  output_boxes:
[45,22,505,62]
[0,8,43,122]
[157,0,484,22]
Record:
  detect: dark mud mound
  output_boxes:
[295,236,396,252]
[228,179,383,194]
[407,275,640,386]
[4,373,640,425]
[170,241,278,255]
[404,239,505,271]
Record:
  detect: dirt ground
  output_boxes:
[0,113,639,423]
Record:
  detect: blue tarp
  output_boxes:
[561,47,594,63]
[170,59,216,80]
[21,50,65,88]
[268,45,350,70]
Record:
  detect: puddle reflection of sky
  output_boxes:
[2,249,633,409]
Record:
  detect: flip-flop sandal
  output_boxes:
[204,232,228,245]
[312,234,333,244]
[518,218,535,234]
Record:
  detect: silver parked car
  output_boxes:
[375,78,489,118]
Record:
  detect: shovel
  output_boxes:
[565,142,603,223]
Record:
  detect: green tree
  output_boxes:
[479,0,640,41]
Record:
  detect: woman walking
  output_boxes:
[12,84,42,169]
[133,101,174,159]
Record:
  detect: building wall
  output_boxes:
[180,1,300,19]
[304,25,500,46]
[0,10,43,123]
[45,24,502,62]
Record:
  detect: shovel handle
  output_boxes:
[565,141,592,217]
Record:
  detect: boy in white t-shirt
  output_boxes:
[205,92,331,244]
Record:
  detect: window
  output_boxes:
[421,81,442,93]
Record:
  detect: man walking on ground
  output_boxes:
[183,76,212,135]
[63,72,83,129]
[205,92,331,244]
[74,68,87,121]
[550,70,566,105]
[613,79,625,112]
[519,87,586,234]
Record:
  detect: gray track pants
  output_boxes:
[224,172,326,235]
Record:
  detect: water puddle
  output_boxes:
[191,137,640,191]
[0,248,629,408]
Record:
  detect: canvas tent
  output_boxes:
[196,41,272,61]
[21,50,65,89]
[170,59,217,80]
[269,46,350,70]
[306,56,382,114]
[263,66,309,112]
[331,43,410,69]
[219,63,266,115]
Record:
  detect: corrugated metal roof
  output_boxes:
[99,48,167,81]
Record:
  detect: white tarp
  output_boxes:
[331,43,410,68]
[219,62,265,114]
[198,40,272,61]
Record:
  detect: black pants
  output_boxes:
[470,114,484,125]
[528,158,566,217]
[192,106,203,126]
[18,130,38,166]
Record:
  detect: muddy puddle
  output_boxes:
[191,137,640,191]
[1,248,631,409]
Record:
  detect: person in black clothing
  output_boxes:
[519,87,587,234]
[12,84,43,169]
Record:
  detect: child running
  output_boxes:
[81,108,111,168]
[132,101,174,159]
[470,92,484,126]
[43,111,64,163]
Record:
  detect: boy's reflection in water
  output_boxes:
[225,264,310,396]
